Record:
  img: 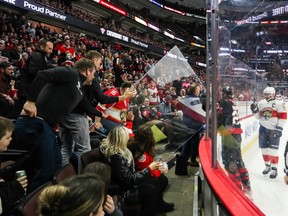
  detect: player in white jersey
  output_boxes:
[251,87,287,179]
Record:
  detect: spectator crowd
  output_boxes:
[0,5,207,216]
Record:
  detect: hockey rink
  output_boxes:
[242,125,288,216]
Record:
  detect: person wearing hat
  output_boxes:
[0,61,17,117]
[157,94,176,120]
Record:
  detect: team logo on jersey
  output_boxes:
[120,110,127,121]
[260,107,273,120]
[139,154,146,162]
[65,52,73,60]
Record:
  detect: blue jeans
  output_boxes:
[12,116,62,192]
[59,114,91,166]
[100,118,122,135]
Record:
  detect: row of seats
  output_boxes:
[2,147,141,216]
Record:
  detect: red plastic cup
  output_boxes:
[9,89,18,98]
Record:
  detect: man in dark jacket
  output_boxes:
[59,51,136,167]
[10,58,95,192]
[15,39,53,115]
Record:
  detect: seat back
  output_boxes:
[53,163,76,184]
[0,153,29,181]
[19,181,53,216]
[81,147,109,168]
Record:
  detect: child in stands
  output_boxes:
[0,116,28,214]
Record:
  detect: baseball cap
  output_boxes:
[165,94,172,102]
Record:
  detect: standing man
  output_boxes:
[11,58,95,192]
[59,51,135,167]
[250,86,287,179]
[85,50,136,131]
[16,39,53,114]
[179,83,205,167]
[85,50,134,107]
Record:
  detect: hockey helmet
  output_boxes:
[263,87,275,100]
[222,86,234,99]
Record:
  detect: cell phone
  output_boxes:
[99,127,107,134]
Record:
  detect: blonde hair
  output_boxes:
[39,174,104,216]
[100,126,133,165]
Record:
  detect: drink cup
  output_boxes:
[159,162,168,174]
[15,170,26,179]
[9,89,18,98]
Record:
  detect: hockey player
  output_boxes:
[250,87,287,179]
[218,87,251,194]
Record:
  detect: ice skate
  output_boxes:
[262,165,271,175]
[269,168,278,179]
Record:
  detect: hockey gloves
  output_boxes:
[273,127,283,138]
[250,103,259,114]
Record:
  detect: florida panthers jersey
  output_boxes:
[96,88,130,123]
[255,98,287,130]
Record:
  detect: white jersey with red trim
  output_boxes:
[148,87,159,105]
[255,98,287,130]
[96,88,129,123]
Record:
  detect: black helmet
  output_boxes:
[222,86,234,99]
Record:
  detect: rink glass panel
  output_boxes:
[215,0,288,213]
[129,46,204,160]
